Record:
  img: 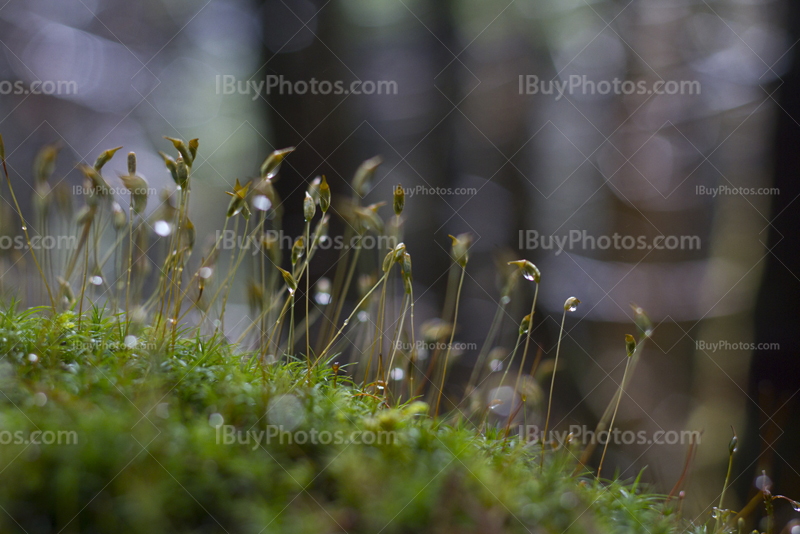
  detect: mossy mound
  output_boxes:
[0,305,682,534]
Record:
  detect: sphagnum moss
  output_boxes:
[0,134,791,534]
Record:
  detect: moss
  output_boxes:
[0,303,694,534]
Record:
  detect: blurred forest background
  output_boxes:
[0,0,798,526]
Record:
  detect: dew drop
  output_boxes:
[90,276,103,286]
[560,492,578,509]
[564,297,581,312]
[154,220,172,237]
[156,403,169,419]
[27,353,38,363]
[33,392,47,406]
[487,399,503,410]
[199,267,213,279]
[252,195,272,211]
[208,413,224,428]
[390,368,404,381]
[314,277,331,305]
[123,335,137,349]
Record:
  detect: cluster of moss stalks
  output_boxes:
[0,135,791,533]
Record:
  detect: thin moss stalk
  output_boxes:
[541,296,579,469]
[597,334,636,480]
[0,134,55,313]
[435,264,466,416]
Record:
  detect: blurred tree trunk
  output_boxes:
[258,0,460,346]
[740,0,800,519]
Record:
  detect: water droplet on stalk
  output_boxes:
[564,297,581,312]
[756,474,772,491]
